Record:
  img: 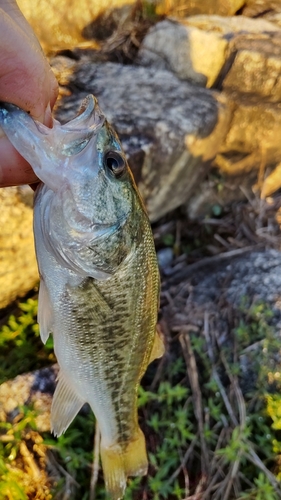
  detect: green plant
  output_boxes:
[0,405,51,499]
[239,473,278,500]
[0,297,55,383]
[2,295,281,499]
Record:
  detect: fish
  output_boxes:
[0,95,164,499]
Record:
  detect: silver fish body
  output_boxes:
[0,96,164,499]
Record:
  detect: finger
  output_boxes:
[0,0,40,43]
[0,3,58,186]
[0,10,58,123]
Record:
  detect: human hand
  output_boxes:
[0,0,58,187]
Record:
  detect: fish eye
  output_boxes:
[105,151,126,177]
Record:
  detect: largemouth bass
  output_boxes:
[0,95,164,499]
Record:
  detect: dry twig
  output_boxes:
[89,422,101,500]
[180,328,209,475]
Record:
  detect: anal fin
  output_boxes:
[38,279,53,344]
[51,372,85,436]
[149,326,165,364]
[100,428,148,500]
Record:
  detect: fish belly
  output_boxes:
[47,269,155,500]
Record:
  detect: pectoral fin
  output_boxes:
[51,373,85,436]
[38,280,53,344]
[149,327,165,364]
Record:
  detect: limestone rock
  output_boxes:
[156,0,245,17]
[17,0,245,54]
[184,16,281,103]
[134,14,281,216]
[0,366,58,432]
[218,98,281,166]
[161,247,281,395]
[222,34,281,102]
[242,0,281,22]
[53,58,231,221]
[261,162,281,199]
[164,249,281,319]
[0,187,38,309]
[17,0,135,52]
[185,14,279,35]
[138,19,228,87]
[138,16,279,89]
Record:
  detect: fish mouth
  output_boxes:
[0,95,105,192]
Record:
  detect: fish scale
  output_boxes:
[0,95,164,500]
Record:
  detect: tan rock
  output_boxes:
[156,0,245,17]
[260,162,281,199]
[139,14,280,89]
[219,98,281,164]
[0,187,38,309]
[222,34,281,101]
[185,14,280,34]
[242,0,281,20]
[17,0,135,52]
[138,19,228,87]
[0,366,58,432]
[266,14,281,30]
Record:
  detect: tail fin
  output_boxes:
[101,428,148,500]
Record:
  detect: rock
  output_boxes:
[162,249,281,337]
[217,98,281,166]
[138,19,228,87]
[17,0,135,52]
[17,0,245,54]
[183,15,281,102]
[186,175,253,220]
[137,15,281,215]
[162,248,281,393]
[185,14,279,34]
[222,33,281,102]
[156,0,245,17]
[53,58,231,221]
[138,17,279,89]
[0,366,58,432]
[0,187,38,309]
[157,247,174,270]
[242,0,281,22]
[266,14,281,30]
[162,249,281,334]
[193,249,281,307]
[260,162,281,198]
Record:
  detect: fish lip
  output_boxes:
[63,95,105,130]
[0,95,106,191]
